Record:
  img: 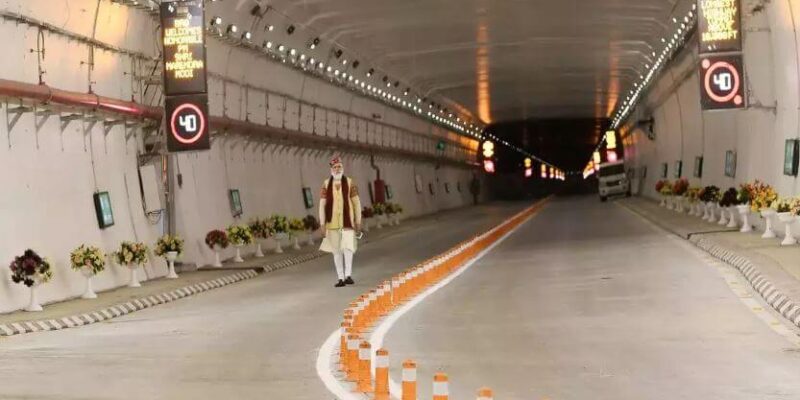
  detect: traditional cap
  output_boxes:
[330,156,343,167]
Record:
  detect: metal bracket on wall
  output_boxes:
[103,118,127,137]
[5,101,33,147]
[59,113,83,132]
[34,106,53,132]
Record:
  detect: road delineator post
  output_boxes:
[477,387,493,400]
[357,341,373,393]
[346,333,360,381]
[339,321,351,369]
[432,372,449,400]
[374,348,390,400]
[402,360,417,400]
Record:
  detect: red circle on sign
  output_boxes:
[170,103,206,144]
[704,61,740,103]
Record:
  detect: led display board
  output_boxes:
[699,54,746,111]
[161,1,207,96]
[698,0,742,54]
[166,94,210,152]
[93,192,114,229]
[785,140,799,176]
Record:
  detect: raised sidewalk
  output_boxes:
[620,197,800,329]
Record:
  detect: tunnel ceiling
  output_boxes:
[250,0,688,125]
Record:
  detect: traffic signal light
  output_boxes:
[524,157,532,168]
[482,141,494,158]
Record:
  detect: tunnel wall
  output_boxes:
[625,1,798,202]
[0,0,479,312]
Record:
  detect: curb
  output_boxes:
[0,269,260,337]
[619,200,800,329]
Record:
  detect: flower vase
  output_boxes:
[660,196,666,207]
[307,233,315,246]
[255,242,265,258]
[675,197,683,213]
[293,235,301,250]
[717,206,728,225]
[779,213,797,245]
[376,217,384,229]
[274,234,285,254]
[212,246,223,268]
[737,205,752,233]
[667,197,674,210]
[24,281,42,312]
[165,251,179,279]
[128,266,141,288]
[363,219,370,233]
[81,266,97,299]
[233,245,244,263]
[726,207,738,228]
[760,209,777,239]
[703,203,712,221]
[687,203,696,216]
[395,214,402,225]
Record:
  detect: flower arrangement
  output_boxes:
[772,197,796,213]
[249,218,272,239]
[736,183,752,206]
[659,183,673,196]
[70,245,106,274]
[686,187,702,203]
[154,235,184,256]
[113,241,149,266]
[655,180,667,193]
[748,180,777,212]
[226,224,254,246]
[699,186,720,203]
[270,214,289,234]
[303,215,321,232]
[362,206,375,219]
[386,202,403,215]
[10,249,53,287]
[288,218,306,233]
[205,229,229,249]
[672,178,689,196]
[719,187,740,207]
[373,203,386,216]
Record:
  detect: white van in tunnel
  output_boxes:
[597,161,631,201]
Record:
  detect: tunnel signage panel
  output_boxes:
[784,140,799,176]
[698,0,741,54]
[699,54,746,111]
[161,1,207,96]
[166,95,210,152]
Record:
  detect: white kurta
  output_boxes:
[319,177,361,253]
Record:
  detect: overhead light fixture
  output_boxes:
[266,25,274,32]
[211,16,222,26]
[367,68,374,77]
[287,25,295,35]
[334,49,343,58]
[226,24,238,34]
[352,60,360,69]
[242,31,252,41]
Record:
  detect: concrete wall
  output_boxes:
[625,1,798,201]
[0,0,478,312]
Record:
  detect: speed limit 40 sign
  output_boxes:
[699,54,746,111]
[166,94,210,152]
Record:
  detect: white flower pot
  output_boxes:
[660,196,666,207]
[362,219,371,233]
[703,202,712,221]
[737,205,752,233]
[233,245,244,263]
[212,246,223,268]
[80,265,97,299]
[718,205,728,225]
[292,235,301,250]
[274,233,286,253]
[307,233,315,246]
[128,266,141,288]
[24,281,42,312]
[376,217,384,229]
[760,209,777,239]
[726,207,738,228]
[778,212,797,246]
[687,203,696,216]
[667,197,675,210]
[254,242,265,258]
[165,251,179,279]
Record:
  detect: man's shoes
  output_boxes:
[335,280,346,288]
[344,276,355,285]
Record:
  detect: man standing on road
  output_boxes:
[319,156,362,287]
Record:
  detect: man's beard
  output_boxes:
[332,171,344,180]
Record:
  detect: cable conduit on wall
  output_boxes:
[0,78,474,168]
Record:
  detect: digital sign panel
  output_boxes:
[161,1,207,96]
[698,0,742,53]
[166,94,210,152]
[699,54,746,110]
